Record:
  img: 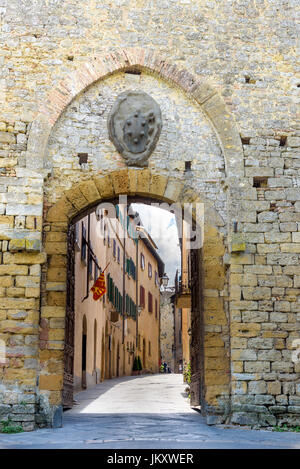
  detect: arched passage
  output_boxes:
[39,169,230,426]
[32,49,246,427]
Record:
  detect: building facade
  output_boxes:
[72,205,163,398]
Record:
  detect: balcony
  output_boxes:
[174,269,191,308]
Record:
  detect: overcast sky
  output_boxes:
[132,203,181,286]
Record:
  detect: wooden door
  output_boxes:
[189,247,204,409]
[62,224,75,408]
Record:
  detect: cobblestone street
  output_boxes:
[1,374,300,449]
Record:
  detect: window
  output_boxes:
[155,299,158,319]
[140,285,145,308]
[155,271,159,287]
[107,227,110,247]
[126,257,136,280]
[81,222,86,262]
[117,246,120,263]
[148,341,151,356]
[113,239,116,258]
[148,262,152,278]
[148,292,153,313]
[140,253,145,270]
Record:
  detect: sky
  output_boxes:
[131,203,181,286]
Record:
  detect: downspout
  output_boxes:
[82,214,91,303]
[122,224,126,345]
[136,233,139,349]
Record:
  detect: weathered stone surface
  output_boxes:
[0,2,299,431]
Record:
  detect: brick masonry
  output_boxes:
[0,1,299,430]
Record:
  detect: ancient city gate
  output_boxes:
[15,49,245,427]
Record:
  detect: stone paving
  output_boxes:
[0,374,300,449]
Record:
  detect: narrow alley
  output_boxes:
[1,374,300,449]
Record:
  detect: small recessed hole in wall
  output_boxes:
[77,153,88,165]
[125,69,141,75]
[185,161,192,171]
[270,203,276,212]
[67,56,74,61]
[279,136,287,147]
[241,137,250,145]
[253,176,268,188]
[297,84,300,88]
[244,76,256,84]
[34,218,37,229]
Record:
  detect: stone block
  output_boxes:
[245,361,270,373]
[39,374,63,391]
[242,287,271,300]
[248,381,267,394]
[265,232,291,243]
[231,323,261,338]
[0,131,16,144]
[230,412,259,426]
[9,239,26,252]
[286,137,300,147]
[25,239,42,252]
[267,253,298,265]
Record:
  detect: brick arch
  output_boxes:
[40,168,230,427]
[26,48,243,178]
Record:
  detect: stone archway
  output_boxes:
[25,47,243,179]
[38,169,230,427]
[27,48,246,427]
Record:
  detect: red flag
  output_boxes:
[91,272,106,301]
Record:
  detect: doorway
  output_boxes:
[82,315,87,389]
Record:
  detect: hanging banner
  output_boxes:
[91,272,107,301]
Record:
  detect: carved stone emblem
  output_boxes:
[108,91,162,167]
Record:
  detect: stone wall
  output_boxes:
[0,0,299,429]
[230,135,300,427]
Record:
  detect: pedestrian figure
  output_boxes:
[167,367,171,373]
[163,361,167,373]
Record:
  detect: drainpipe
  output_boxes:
[122,222,126,345]
[136,234,139,349]
[82,214,91,303]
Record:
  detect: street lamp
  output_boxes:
[160,273,169,288]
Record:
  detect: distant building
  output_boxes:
[73,205,164,392]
